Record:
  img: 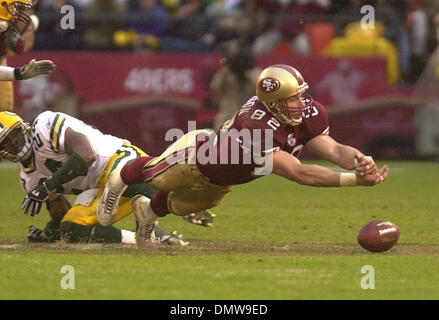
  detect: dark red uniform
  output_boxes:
[197,96,329,186]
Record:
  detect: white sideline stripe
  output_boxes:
[0,244,22,249]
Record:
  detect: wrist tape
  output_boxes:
[340,172,357,187]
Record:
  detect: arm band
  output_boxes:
[340,172,357,187]
[14,67,23,80]
[45,152,88,191]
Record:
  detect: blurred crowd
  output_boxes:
[32,0,439,84]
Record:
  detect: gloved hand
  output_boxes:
[22,179,50,216]
[182,210,216,227]
[153,222,189,246]
[28,225,49,243]
[16,59,56,80]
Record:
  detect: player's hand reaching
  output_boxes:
[354,154,378,177]
[355,154,389,186]
[22,179,50,216]
[16,59,56,80]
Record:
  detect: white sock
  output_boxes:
[121,230,136,244]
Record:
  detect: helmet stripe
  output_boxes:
[271,64,304,86]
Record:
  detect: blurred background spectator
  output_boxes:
[113,0,168,51]
[160,0,215,52]
[278,0,330,55]
[209,44,261,129]
[406,0,430,82]
[83,0,127,50]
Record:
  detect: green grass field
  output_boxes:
[0,160,438,300]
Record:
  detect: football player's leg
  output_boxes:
[98,130,210,225]
[133,166,231,246]
[61,190,187,245]
[168,186,231,216]
[132,189,227,247]
[60,196,135,244]
[97,143,152,226]
[130,163,199,241]
[60,221,128,243]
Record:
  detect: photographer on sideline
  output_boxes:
[210,45,261,130]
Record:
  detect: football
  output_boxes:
[357,219,400,252]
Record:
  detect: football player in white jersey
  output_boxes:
[0,111,213,245]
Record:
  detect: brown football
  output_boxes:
[357,219,400,252]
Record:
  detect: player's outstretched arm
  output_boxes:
[305,134,383,178]
[15,59,56,80]
[0,60,56,81]
[272,150,389,187]
[306,134,369,170]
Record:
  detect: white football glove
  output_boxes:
[17,59,56,80]
[183,210,216,227]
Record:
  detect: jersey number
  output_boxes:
[251,109,280,130]
[32,133,43,150]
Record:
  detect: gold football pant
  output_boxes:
[0,81,13,111]
[142,130,232,215]
[62,144,148,225]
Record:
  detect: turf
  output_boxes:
[0,160,438,300]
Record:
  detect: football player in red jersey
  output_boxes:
[98,64,390,247]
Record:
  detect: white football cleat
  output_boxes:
[97,168,127,226]
[136,222,156,247]
[132,195,159,247]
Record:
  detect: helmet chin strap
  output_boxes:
[272,100,303,126]
[7,127,33,162]
[17,133,33,162]
[289,117,303,126]
[19,144,32,161]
